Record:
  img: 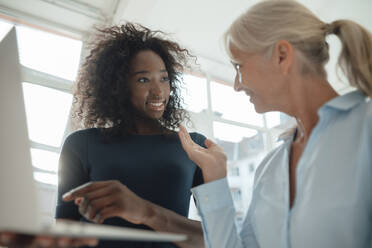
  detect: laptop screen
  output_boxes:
[0,27,42,230]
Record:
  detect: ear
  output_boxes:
[272,40,293,75]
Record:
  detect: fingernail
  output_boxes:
[93,214,101,223]
[76,198,83,205]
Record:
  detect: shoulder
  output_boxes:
[62,128,99,148]
[353,98,372,135]
[365,99,372,124]
[365,99,372,137]
[189,132,207,147]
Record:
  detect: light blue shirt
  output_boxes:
[192,90,372,248]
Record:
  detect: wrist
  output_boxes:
[202,168,227,183]
[141,201,167,229]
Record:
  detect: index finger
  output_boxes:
[62,181,109,201]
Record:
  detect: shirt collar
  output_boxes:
[278,127,296,142]
[277,90,368,142]
[320,90,367,112]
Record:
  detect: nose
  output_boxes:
[150,80,163,96]
[233,74,242,92]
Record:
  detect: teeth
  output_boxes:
[149,102,163,106]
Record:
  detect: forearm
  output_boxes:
[144,201,204,248]
[191,179,250,248]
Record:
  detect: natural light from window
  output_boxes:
[181,74,208,113]
[34,172,58,186]
[0,20,12,41]
[30,148,59,173]
[211,81,264,127]
[22,82,72,148]
[213,121,258,143]
[16,26,82,81]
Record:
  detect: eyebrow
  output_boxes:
[131,69,168,76]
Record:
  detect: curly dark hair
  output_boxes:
[72,23,193,139]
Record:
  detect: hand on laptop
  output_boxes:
[0,231,98,247]
[63,181,153,225]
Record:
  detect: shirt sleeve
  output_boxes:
[191,178,258,248]
[55,131,90,220]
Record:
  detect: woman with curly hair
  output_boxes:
[55,23,206,248]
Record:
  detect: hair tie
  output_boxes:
[324,22,341,35]
[323,23,333,35]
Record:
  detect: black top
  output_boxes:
[56,128,206,248]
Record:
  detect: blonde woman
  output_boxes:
[179,0,372,247]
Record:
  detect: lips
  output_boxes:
[244,89,253,97]
[147,100,166,111]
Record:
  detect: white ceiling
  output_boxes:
[113,0,372,89]
[113,0,260,82]
[0,0,371,89]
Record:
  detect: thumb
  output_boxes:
[204,138,216,148]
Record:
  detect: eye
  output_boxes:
[161,76,170,82]
[137,77,149,83]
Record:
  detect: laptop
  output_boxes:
[0,27,186,242]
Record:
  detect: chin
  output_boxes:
[147,112,164,120]
[254,108,266,114]
[253,104,269,114]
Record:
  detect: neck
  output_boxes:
[285,76,338,142]
[132,117,165,135]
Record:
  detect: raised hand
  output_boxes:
[63,181,153,225]
[178,125,227,183]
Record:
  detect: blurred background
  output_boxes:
[0,0,370,227]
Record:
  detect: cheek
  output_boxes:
[255,65,277,92]
[130,91,146,106]
[164,84,171,98]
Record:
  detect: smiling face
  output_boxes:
[128,50,171,121]
[229,43,291,113]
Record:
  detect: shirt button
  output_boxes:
[204,196,209,202]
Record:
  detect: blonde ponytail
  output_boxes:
[328,20,372,96]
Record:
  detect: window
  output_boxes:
[30,148,59,173]
[186,76,294,223]
[213,121,258,144]
[229,167,240,177]
[0,20,12,40]
[210,81,264,127]
[231,188,242,201]
[22,83,73,148]
[17,25,82,81]
[181,74,208,113]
